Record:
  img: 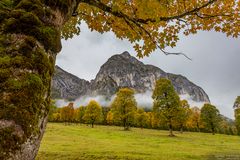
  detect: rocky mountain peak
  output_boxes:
[52,52,210,103]
[100,51,144,69]
[121,51,131,57]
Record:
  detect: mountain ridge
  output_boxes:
[52,51,210,103]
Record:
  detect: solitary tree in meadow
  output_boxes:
[152,78,181,136]
[200,104,220,135]
[234,96,240,135]
[83,100,102,128]
[111,88,137,130]
[1,0,240,158]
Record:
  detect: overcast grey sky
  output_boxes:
[56,23,240,118]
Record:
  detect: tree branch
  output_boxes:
[79,0,221,60]
[80,0,218,24]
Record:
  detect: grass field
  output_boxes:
[37,123,240,160]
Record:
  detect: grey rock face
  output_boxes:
[51,66,90,101]
[90,52,166,96]
[52,51,210,103]
[167,73,210,102]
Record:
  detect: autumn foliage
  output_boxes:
[83,100,102,128]
[49,80,238,136]
[63,0,240,58]
[111,88,137,130]
[152,78,181,136]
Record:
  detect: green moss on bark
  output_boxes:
[0,0,15,9]
[0,0,63,158]
[2,6,61,52]
[0,0,78,158]
[0,69,10,82]
[0,126,24,160]
[0,56,11,67]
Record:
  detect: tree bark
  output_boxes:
[0,0,79,159]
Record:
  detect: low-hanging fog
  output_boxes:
[55,92,205,113]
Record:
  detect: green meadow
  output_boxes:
[37,123,240,160]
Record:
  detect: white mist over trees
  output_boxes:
[55,92,205,110]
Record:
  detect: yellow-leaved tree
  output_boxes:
[176,100,191,133]
[135,108,149,129]
[83,100,102,128]
[60,102,75,123]
[152,78,181,136]
[0,0,239,159]
[234,96,240,135]
[186,106,202,132]
[106,110,114,125]
[111,88,137,130]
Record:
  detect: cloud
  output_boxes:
[180,94,205,108]
[55,92,155,108]
[55,92,206,112]
[55,95,115,108]
[134,91,153,107]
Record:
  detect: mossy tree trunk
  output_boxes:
[0,0,79,159]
